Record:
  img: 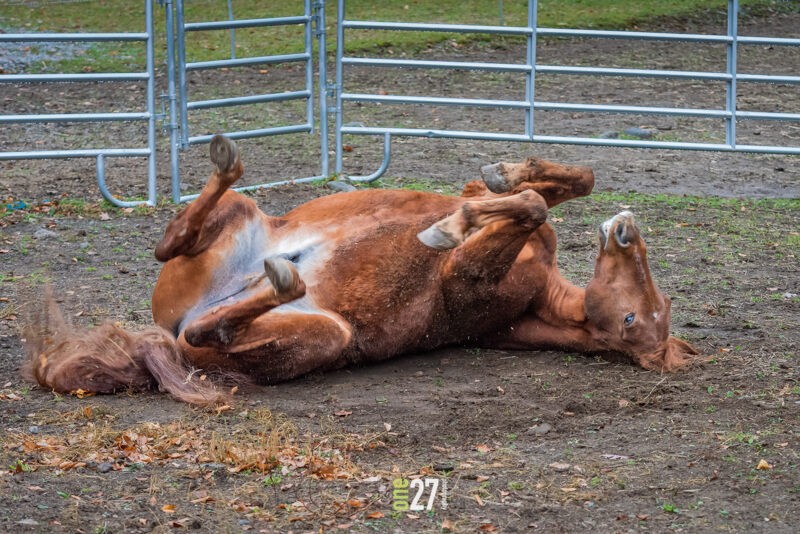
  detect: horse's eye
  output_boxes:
[624,313,635,326]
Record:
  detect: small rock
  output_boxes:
[528,422,552,435]
[599,131,619,139]
[783,292,797,299]
[27,426,39,434]
[326,180,357,193]
[200,462,227,470]
[33,228,58,240]
[79,242,90,249]
[17,519,39,526]
[97,462,114,473]
[623,127,656,139]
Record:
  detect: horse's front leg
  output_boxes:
[155,135,245,261]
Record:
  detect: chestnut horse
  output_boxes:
[25,135,697,404]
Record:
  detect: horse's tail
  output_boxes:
[22,288,226,406]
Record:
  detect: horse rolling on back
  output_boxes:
[24,135,697,405]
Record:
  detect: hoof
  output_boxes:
[210,135,239,174]
[417,225,460,250]
[481,163,512,194]
[263,256,300,295]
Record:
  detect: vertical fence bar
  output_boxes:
[176,0,190,148]
[525,0,537,139]
[725,0,738,149]
[145,0,157,205]
[316,0,330,177]
[334,0,345,174]
[227,0,236,59]
[164,0,182,202]
[304,0,315,132]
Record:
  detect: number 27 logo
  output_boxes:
[392,478,446,512]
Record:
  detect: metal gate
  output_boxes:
[1,1,798,204]
[0,0,158,207]
[333,0,800,182]
[164,0,329,202]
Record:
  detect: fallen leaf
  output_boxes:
[549,462,571,472]
[476,475,490,483]
[441,518,455,531]
[161,504,176,513]
[383,422,392,432]
[473,494,484,507]
[99,212,111,220]
[618,399,630,408]
[756,459,773,470]
[560,487,577,492]
[366,511,384,519]
[479,524,497,532]
[334,410,353,417]
[347,499,364,508]
[475,444,492,454]
[636,514,649,521]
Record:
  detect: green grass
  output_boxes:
[1,0,789,73]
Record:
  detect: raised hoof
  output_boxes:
[417,225,461,250]
[209,134,239,174]
[263,256,300,295]
[481,163,512,194]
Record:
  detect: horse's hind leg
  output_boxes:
[183,257,306,347]
[418,189,548,282]
[155,135,245,262]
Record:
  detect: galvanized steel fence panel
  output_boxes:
[165,0,329,202]
[1,1,797,202]
[333,0,800,181]
[0,0,158,207]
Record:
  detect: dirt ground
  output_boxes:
[1,6,799,534]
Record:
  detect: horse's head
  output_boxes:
[584,211,697,371]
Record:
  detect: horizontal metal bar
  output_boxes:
[187,90,311,111]
[341,125,531,142]
[537,28,731,43]
[736,110,800,121]
[0,73,149,83]
[342,57,531,73]
[184,16,309,32]
[738,36,800,46]
[341,93,530,109]
[179,174,326,203]
[186,53,309,71]
[0,32,148,42]
[342,20,531,36]
[536,65,731,81]
[533,135,800,155]
[340,128,799,155]
[737,73,800,84]
[534,102,730,118]
[0,112,150,124]
[0,148,150,160]
[188,124,312,145]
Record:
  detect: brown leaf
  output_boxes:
[756,459,773,470]
[475,444,492,454]
[334,410,353,417]
[347,499,364,508]
[161,504,176,513]
[366,511,384,519]
[441,518,455,531]
[479,524,497,532]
